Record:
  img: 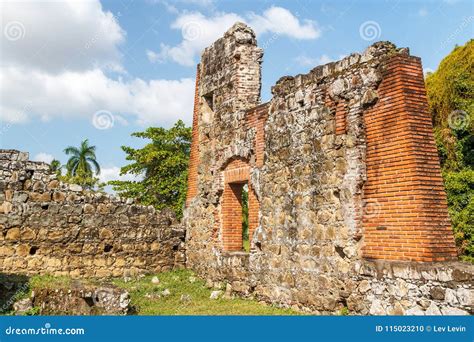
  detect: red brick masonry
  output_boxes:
[362,54,457,261]
[186,53,457,261]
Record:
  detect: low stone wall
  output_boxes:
[350,260,473,315]
[0,149,185,278]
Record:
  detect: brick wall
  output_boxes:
[221,158,260,251]
[246,103,269,167]
[362,54,458,262]
[335,101,347,135]
[185,64,201,205]
[183,26,467,314]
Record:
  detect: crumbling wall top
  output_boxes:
[272,41,407,96]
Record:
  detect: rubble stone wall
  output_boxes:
[184,23,473,315]
[0,149,185,278]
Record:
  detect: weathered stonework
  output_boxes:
[184,23,473,315]
[1,22,471,316]
[0,149,185,278]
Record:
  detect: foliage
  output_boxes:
[62,139,101,189]
[58,173,103,191]
[339,307,349,316]
[242,185,249,252]
[22,306,40,316]
[64,139,101,176]
[425,40,474,260]
[109,120,191,218]
[443,169,474,258]
[49,159,62,176]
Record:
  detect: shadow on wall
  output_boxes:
[0,273,29,313]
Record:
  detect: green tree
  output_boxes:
[109,120,191,218]
[49,159,62,176]
[425,39,474,262]
[64,139,101,176]
[62,139,101,190]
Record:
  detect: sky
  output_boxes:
[0,0,473,186]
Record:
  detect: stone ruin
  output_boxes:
[0,149,185,279]
[0,22,473,316]
[183,23,474,315]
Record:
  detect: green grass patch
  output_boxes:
[10,270,299,315]
[242,239,250,252]
[113,269,300,315]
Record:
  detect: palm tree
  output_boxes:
[49,159,62,176]
[64,139,100,177]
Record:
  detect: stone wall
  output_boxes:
[0,149,185,278]
[351,260,473,315]
[184,23,473,315]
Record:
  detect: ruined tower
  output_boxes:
[183,23,468,315]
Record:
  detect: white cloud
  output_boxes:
[146,49,161,63]
[249,7,320,39]
[294,54,333,67]
[0,66,195,125]
[0,0,195,126]
[34,152,54,164]
[1,0,125,73]
[99,166,142,184]
[153,12,242,66]
[418,8,428,17]
[151,7,321,66]
[423,67,434,76]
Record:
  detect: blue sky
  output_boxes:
[1,0,472,185]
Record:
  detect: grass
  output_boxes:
[113,269,300,315]
[20,270,300,315]
[242,239,250,252]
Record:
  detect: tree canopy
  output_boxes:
[62,139,101,190]
[426,39,474,261]
[109,120,191,218]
